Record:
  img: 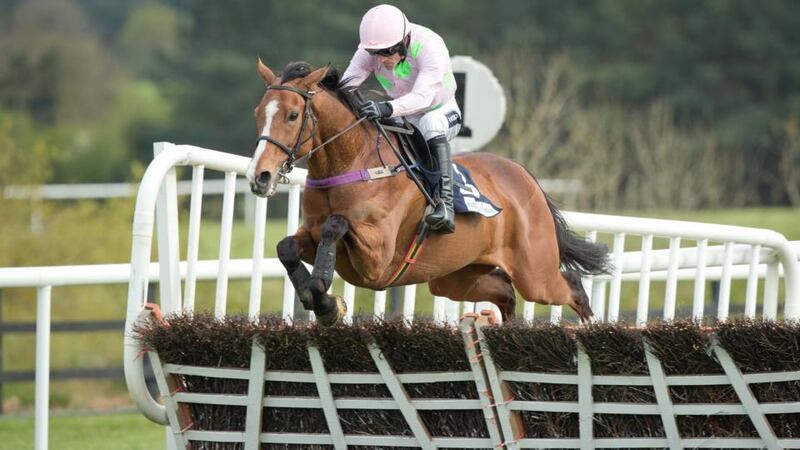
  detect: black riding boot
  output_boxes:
[425,136,456,233]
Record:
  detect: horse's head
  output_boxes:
[246,59,330,197]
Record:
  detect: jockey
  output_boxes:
[342,4,461,233]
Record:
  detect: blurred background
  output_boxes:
[0,0,799,448]
[2,0,800,208]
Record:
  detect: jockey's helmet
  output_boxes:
[358,4,409,51]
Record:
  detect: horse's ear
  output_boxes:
[257,58,277,85]
[301,65,330,91]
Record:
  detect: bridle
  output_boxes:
[257,84,366,178]
[258,84,317,176]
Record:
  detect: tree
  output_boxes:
[0,0,121,124]
[116,3,183,78]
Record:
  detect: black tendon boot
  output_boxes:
[425,136,456,233]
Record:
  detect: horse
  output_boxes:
[246,60,609,325]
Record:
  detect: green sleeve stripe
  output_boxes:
[375,74,393,90]
[443,71,456,90]
[393,60,412,79]
[410,41,423,59]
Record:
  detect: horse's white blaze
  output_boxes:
[246,100,279,183]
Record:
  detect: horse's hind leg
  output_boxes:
[510,249,594,322]
[428,265,517,321]
[563,271,593,322]
[514,271,593,323]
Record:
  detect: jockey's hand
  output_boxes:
[358,100,393,121]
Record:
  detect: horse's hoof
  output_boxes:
[316,295,347,326]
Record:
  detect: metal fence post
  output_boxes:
[34,286,51,450]
[0,288,3,415]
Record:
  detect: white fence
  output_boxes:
[2,141,799,449]
[122,142,800,427]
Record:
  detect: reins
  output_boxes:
[305,115,368,160]
[259,83,435,207]
[259,82,436,288]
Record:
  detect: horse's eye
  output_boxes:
[288,111,299,121]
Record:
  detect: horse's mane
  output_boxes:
[280,61,360,112]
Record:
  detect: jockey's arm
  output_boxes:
[341,50,373,88]
[387,44,448,118]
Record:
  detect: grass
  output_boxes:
[0,411,164,450]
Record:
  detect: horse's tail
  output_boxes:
[545,194,610,276]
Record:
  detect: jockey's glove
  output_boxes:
[358,100,393,120]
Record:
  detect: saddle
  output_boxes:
[378,118,442,194]
[343,91,440,195]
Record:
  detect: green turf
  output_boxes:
[0,412,164,450]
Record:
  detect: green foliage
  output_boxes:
[50,80,174,181]
[0,111,52,186]
[0,0,122,125]
[2,0,799,205]
[116,3,183,78]
[0,110,137,267]
[0,111,53,267]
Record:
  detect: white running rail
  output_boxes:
[123,142,799,424]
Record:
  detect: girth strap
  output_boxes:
[384,217,432,288]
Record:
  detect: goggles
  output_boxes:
[366,42,404,57]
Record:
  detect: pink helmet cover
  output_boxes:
[358,4,408,50]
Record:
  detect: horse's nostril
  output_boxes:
[256,171,271,187]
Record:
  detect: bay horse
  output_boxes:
[246,60,608,325]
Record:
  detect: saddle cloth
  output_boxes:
[452,163,502,218]
[379,117,501,219]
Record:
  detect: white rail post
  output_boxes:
[590,281,607,323]
[663,237,681,321]
[154,143,182,315]
[34,286,51,450]
[522,301,535,321]
[444,299,461,325]
[550,305,562,324]
[183,165,205,312]
[402,284,417,322]
[343,282,356,323]
[214,171,237,317]
[636,234,654,327]
[607,232,625,323]
[744,244,761,319]
[248,196,268,318]
[692,239,709,321]
[717,242,734,321]
[282,185,301,320]
[433,296,447,322]
[583,231,597,305]
[373,289,387,319]
[763,262,779,320]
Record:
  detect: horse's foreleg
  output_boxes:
[277,228,316,310]
[309,214,349,325]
